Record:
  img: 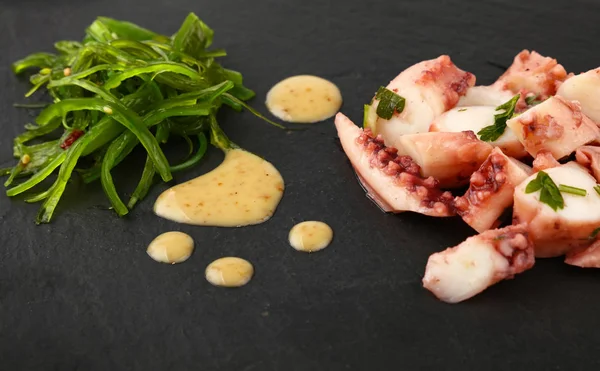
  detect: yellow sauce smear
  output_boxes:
[266,75,342,123]
[288,221,333,252]
[146,231,194,264]
[154,149,284,227]
[205,257,254,287]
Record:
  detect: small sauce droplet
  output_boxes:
[154,149,284,227]
[288,221,333,252]
[205,257,254,287]
[146,231,194,264]
[266,75,342,123]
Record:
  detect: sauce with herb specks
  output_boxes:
[288,221,333,252]
[205,257,254,287]
[146,231,194,264]
[266,75,342,123]
[153,149,284,227]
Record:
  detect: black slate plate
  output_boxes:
[1,0,599,370]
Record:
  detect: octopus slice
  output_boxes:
[390,131,493,188]
[513,162,600,257]
[422,224,535,304]
[493,50,569,99]
[457,85,515,108]
[429,105,527,158]
[557,67,600,124]
[565,239,600,268]
[506,96,600,159]
[575,146,600,182]
[366,55,475,140]
[532,150,560,172]
[455,148,532,233]
[335,112,454,217]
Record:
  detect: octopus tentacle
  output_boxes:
[565,239,600,268]
[429,105,527,159]
[557,67,600,124]
[507,96,600,159]
[422,224,535,304]
[532,150,560,172]
[336,113,454,217]
[455,148,532,233]
[366,55,475,139]
[493,50,569,99]
[513,162,600,257]
[390,130,493,188]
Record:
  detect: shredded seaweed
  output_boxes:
[4,13,285,223]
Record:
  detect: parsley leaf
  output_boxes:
[477,94,520,142]
[375,86,405,120]
[525,171,564,211]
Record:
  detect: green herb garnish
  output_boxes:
[2,13,283,223]
[558,184,587,197]
[525,171,564,211]
[525,95,538,105]
[590,227,600,240]
[374,86,405,120]
[594,185,600,196]
[477,94,520,142]
[525,94,546,106]
[458,108,467,112]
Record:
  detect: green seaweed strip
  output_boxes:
[126,156,156,210]
[54,64,126,82]
[100,134,135,216]
[170,133,208,172]
[103,62,206,90]
[79,104,211,183]
[15,118,62,145]
[36,98,172,182]
[6,153,67,196]
[48,79,117,103]
[110,39,163,60]
[4,164,24,187]
[222,93,286,129]
[34,115,133,223]
[12,52,56,74]
[208,114,237,151]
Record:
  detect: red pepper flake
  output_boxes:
[60,129,85,150]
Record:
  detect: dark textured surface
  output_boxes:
[1,0,600,370]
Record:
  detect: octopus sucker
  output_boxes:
[391,130,493,188]
[455,148,532,233]
[335,113,454,217]
[422,224,535,304]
